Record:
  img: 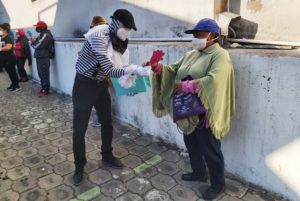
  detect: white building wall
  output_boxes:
[29,40,300,201]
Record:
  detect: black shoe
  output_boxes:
[72,166,84,186]
[181,172,208,182]
[10,87,21,92]
[202,185,225,200]
[102,155,124,169]
[6,85,13,90]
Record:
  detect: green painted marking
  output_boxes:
[70,199,82,201]
[145,155,162,165]
[77,186,101,201]
[134,163,151,173]
[134,155,162,173]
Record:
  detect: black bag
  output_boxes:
[48,40,55,59]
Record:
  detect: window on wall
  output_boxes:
[32,0,38,2]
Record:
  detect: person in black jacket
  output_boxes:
[14,29,31,82]
[30,21,54,97]
[0,23,20,91]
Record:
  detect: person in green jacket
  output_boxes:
[149,18,236,200]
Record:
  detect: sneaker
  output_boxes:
[102,155,124,169]
[72,166,84,186]
[181,172,208,182]
[6,85,13,90]
[202,185,225,200]
[10,87,21,92]
[38,90,49,97]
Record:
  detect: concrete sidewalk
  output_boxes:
[0,73,287,201]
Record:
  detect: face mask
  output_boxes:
[0,30,3,36]
[192,32,211,50]
[36,27,42,33]
[116,28,131,41]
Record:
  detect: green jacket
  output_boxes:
[152,43,236,139]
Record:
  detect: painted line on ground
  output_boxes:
[70,186,101,201]
[134,154,162,173]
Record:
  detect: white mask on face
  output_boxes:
[0,30,3,37]
[192,32,211,50]
[116,28,131,41]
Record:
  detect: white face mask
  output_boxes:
[116,28,131,41]
[0,30,3,37]
[192,32,211,50]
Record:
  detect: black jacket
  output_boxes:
[31,30,54,58]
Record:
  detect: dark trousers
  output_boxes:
[16,57,28,79]
[36,57,50,91]
[72,73,113,167]
[3,57,19,88]
[183,119,225,188]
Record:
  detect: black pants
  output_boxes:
[3,57,19,88]
[16,57,28,79]
[72,73,113,167]
[36,57,50,91]
[183,119,225,188]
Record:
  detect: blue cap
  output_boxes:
[184,18,220,35]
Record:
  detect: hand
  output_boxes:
[124,64,138,75]
[174,82,184,94]
[136,66,151,76]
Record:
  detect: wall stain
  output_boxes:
[246,0,263,13]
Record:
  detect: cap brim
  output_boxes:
[184,29,198,34]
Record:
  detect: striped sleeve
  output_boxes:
[89,33,124,78]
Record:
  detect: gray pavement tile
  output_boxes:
[126,177,152,194]
[0,178,11,193]
[19,187,47,201]
[8,135,26,143]
[1,156,23,169]
[54,161,75,176]
[161,149,182,163]
[88,169,112,185]
[7,165,30,180]
[150,173,177,191]
[30,163,53,177]
[101,179,127,198]
[51,138,70,147]
[38,173,63,190]
[33,123,49,129]
[128,145,150,156]
[18,147,38,159]
[219,195,243,201]
[38,127,55,135]
[243,190,276,201]
[47,153,67,165]
[91,195,114,201]
[4,129,21,137]
[225,178,248,198]
[12,141,31,150]
[0,141,11,151]
[121,155,143,168]
[147,142,168,154]
[144,189,172,201]
[116,192,143,201]
[113,146,129,158]
[85,160,99,173]
[45,132,62,140]
[24,155,45,168]
[87,150,102,161]
[21,128,38,136]
[115,137,136,149]
[12,176,37,193]
[48,185,74,201]
[58,144,73,154]
[0,148,17,160]
[169,185,199,201]
[177,158,192,172]
[0,190,19,201]
[26,134,44,142]
[156,161,180,176]
[29,119,43,125]
[111,167,135,182]
[32,139,50,148]
[38,145,58,156]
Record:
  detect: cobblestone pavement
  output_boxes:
[0,73,288,201]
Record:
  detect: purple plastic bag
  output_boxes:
[172,75,206,122]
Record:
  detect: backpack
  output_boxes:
[47,31,55,59]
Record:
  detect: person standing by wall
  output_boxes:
[72,9,145,185]
[149,18,236,200]
[30,21,54,97]
[14,28,31,82]
[0,23,20,91]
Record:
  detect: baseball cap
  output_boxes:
[33,21,47,29]
[185,18,220,35]
[111,9,137,31]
